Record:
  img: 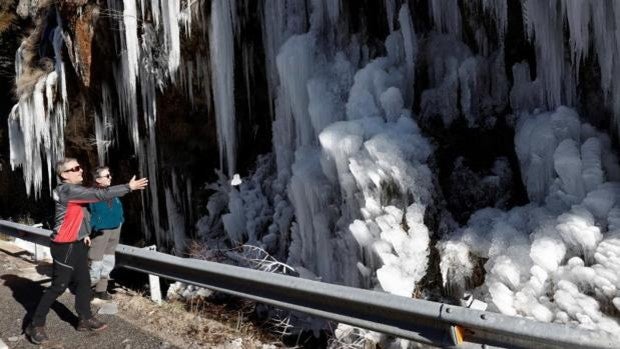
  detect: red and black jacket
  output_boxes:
[50,183,131,243]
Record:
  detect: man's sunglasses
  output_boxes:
[99,174,112,179]
[63,165,82,173]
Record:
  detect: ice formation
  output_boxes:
[420,33,508,128]
[196,2,433,297]
[518,0,620,125]
[282,6,433,294]
[440,107,620,336]
[94,84,114,165]
[210,0,237,177]
[8,19,67,198]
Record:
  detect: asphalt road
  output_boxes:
[0,242,177,349]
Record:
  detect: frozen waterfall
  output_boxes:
[7,0,620,340]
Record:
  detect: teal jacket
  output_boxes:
[89,196,124,231]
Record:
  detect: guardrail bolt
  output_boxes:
[481,344,487,349]
[446,308,451,313]
[480,314,487,320]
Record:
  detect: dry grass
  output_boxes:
[112,288,283,348]
[11,1,59,98]
[0,12,15,33]
[15,67,47,96]
[14,24,52,97]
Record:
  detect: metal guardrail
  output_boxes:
[0,219,615,349]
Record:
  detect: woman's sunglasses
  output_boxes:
[99,174,112,179]
[63,165,81,173]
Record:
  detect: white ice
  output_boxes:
[441,106,620,337]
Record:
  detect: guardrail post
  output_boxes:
[12,223,50,262]
[144,245,162,305]
[31,224,45,262]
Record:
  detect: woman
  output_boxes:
[88,166,125,300]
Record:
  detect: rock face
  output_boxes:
[59,1,97,87]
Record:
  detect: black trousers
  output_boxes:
[31,240,92,326]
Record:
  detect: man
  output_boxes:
[25,158,148,344]
[88,166,124,300]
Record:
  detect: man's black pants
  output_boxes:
[31,240,92,326]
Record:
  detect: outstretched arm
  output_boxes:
[61,176,149,203]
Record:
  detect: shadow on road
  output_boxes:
[36,263,54,277]
[1,274,78,331]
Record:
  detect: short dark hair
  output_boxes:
[55,158,77,180]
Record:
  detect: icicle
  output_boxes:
[482,0,507,37]
[163,0,181,79]
[563,0,590,76]
[429,0,462,37]
[261,0,308,120]
[324,0,341,26]
[94,111,109,166]
[398,4,417,108]
[276,33,316,148]
[385,0,396,32]
[138,140,162,245]
[287,148,338,282]
[8,105,24,169]
[310,0,327,31]
[45,73,57,115]
[49,23,67,188]
[242,44,254,119]
[590,2,615,99]
[9,19,69,198]
[308,0,341,30]
[151,0,160,28]
[15,42,24,79]
[106,0,140,151]
[521,0,567,109]
[165,172,187,254]
[139,23,164,247]
[52,22,67,131]
[29,76,52,193]
[95,84,114,165]
[210,0,237,177]
[179,0,193,38]
[10,76,49,198]
[123,0,139,87]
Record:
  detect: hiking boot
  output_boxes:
[77,317,108,331]
[93,291,113,301]
[25,324,49,344]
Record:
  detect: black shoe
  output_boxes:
[77,317,108,331]
[93,291,113,301]
[25,324,49,344]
